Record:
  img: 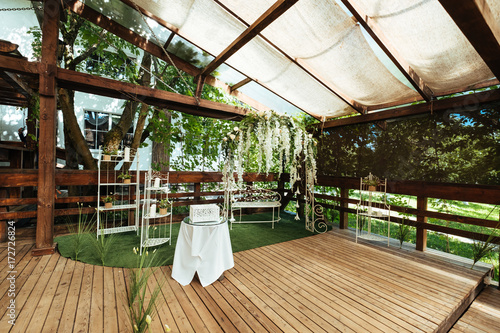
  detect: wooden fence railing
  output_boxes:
[0,169,283,241]
[1,169,499,251]
[314,175,500,249]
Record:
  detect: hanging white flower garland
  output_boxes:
[222,110,317,220]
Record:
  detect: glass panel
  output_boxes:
[238,81,303,116]
[166,35,214,69]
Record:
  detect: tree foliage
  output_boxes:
[317,106,499,185]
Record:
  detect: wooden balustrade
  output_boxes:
[314,175,500,248]
[0,169,280,243]
[1,169,499,254]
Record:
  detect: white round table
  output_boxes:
[171,220,234,287]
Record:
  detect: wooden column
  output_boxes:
[416,196,428,251]
[339,187,349,229]
[193,182,201,201]
[33,0,59,256]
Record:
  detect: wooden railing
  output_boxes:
[313,175,500,249]
[1,169,499,251]
[0,169,282,241]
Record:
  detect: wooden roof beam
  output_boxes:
[56,68,248,120]
[341,0,433,102]
[310,88,500,130]
[0,71,34,99]
[230,78,252,92]
[0,54,248,120]
[438,0,500,80]
[200,0,298,76]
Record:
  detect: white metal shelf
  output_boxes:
[356,173,392,247]
[100,225,137,235]
[97,147,140,238]
[98,203,137,212]
[143,237,170,247]
[143,212,171,219]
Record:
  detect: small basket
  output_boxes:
[189,204,220,223]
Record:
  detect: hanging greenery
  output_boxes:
[221,110,317,220]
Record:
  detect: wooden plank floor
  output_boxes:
[450,286,500,332]
[0,230,494,333]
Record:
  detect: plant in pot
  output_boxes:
[362,174,380,191]
[118,171,132,184]
[102,146,117,161]
[101,194,114,209]
[158,199,169,215]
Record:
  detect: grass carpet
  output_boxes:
[56,212,326,268]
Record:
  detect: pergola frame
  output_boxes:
[0,0,499,253]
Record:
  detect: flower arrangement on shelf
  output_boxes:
[362,173,380,191]
[102,146,117,160]
[158,199,169,215]
[221,109,317,221]
[118,171,132,184]
[101,194,115,208]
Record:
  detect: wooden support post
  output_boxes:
[33,0,59,256]
[339,187,349,229]
[416,196,428,251]
[194,182,201,201]
[0,220,6,243]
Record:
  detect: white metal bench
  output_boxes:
[230,186,281,229]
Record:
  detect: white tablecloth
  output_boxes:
[171,221,234,287]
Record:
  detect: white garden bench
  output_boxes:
[230,186,281,229]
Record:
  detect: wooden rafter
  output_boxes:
[230,78,252,92]
[63,0,267,112]
[0,71,33,99]
[163,32,176,50]
[341,0,433,102]
[310,88,500,130]
[0,54,248,120]
[200,0,298,76]
[56,68,248,120]
[438,0,500,80]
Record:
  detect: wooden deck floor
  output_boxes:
[450,286,500,332]
[0,230,494,332]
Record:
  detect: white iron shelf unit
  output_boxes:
[355,174,392,246]
[97,148,140,237]
[140,169,173,254]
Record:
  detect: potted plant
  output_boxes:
[101,194,114,209]
[102,146,116,161]
[362,174,379,191]
[159,199,169,215]
[118,171,132,184]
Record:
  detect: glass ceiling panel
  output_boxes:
[354,0,495,93]
[166,34,214,69]
[216,64,246,86]
[84,0,150,36]
[238,81,302,116]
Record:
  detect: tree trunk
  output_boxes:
[102,54,152,157]
[58,88,97,170]
[152,110,171,172]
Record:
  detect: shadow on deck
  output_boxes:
[0,228,496,332]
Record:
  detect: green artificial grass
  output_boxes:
[56,212,325,268]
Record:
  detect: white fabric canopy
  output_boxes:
[85,0,499,119]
